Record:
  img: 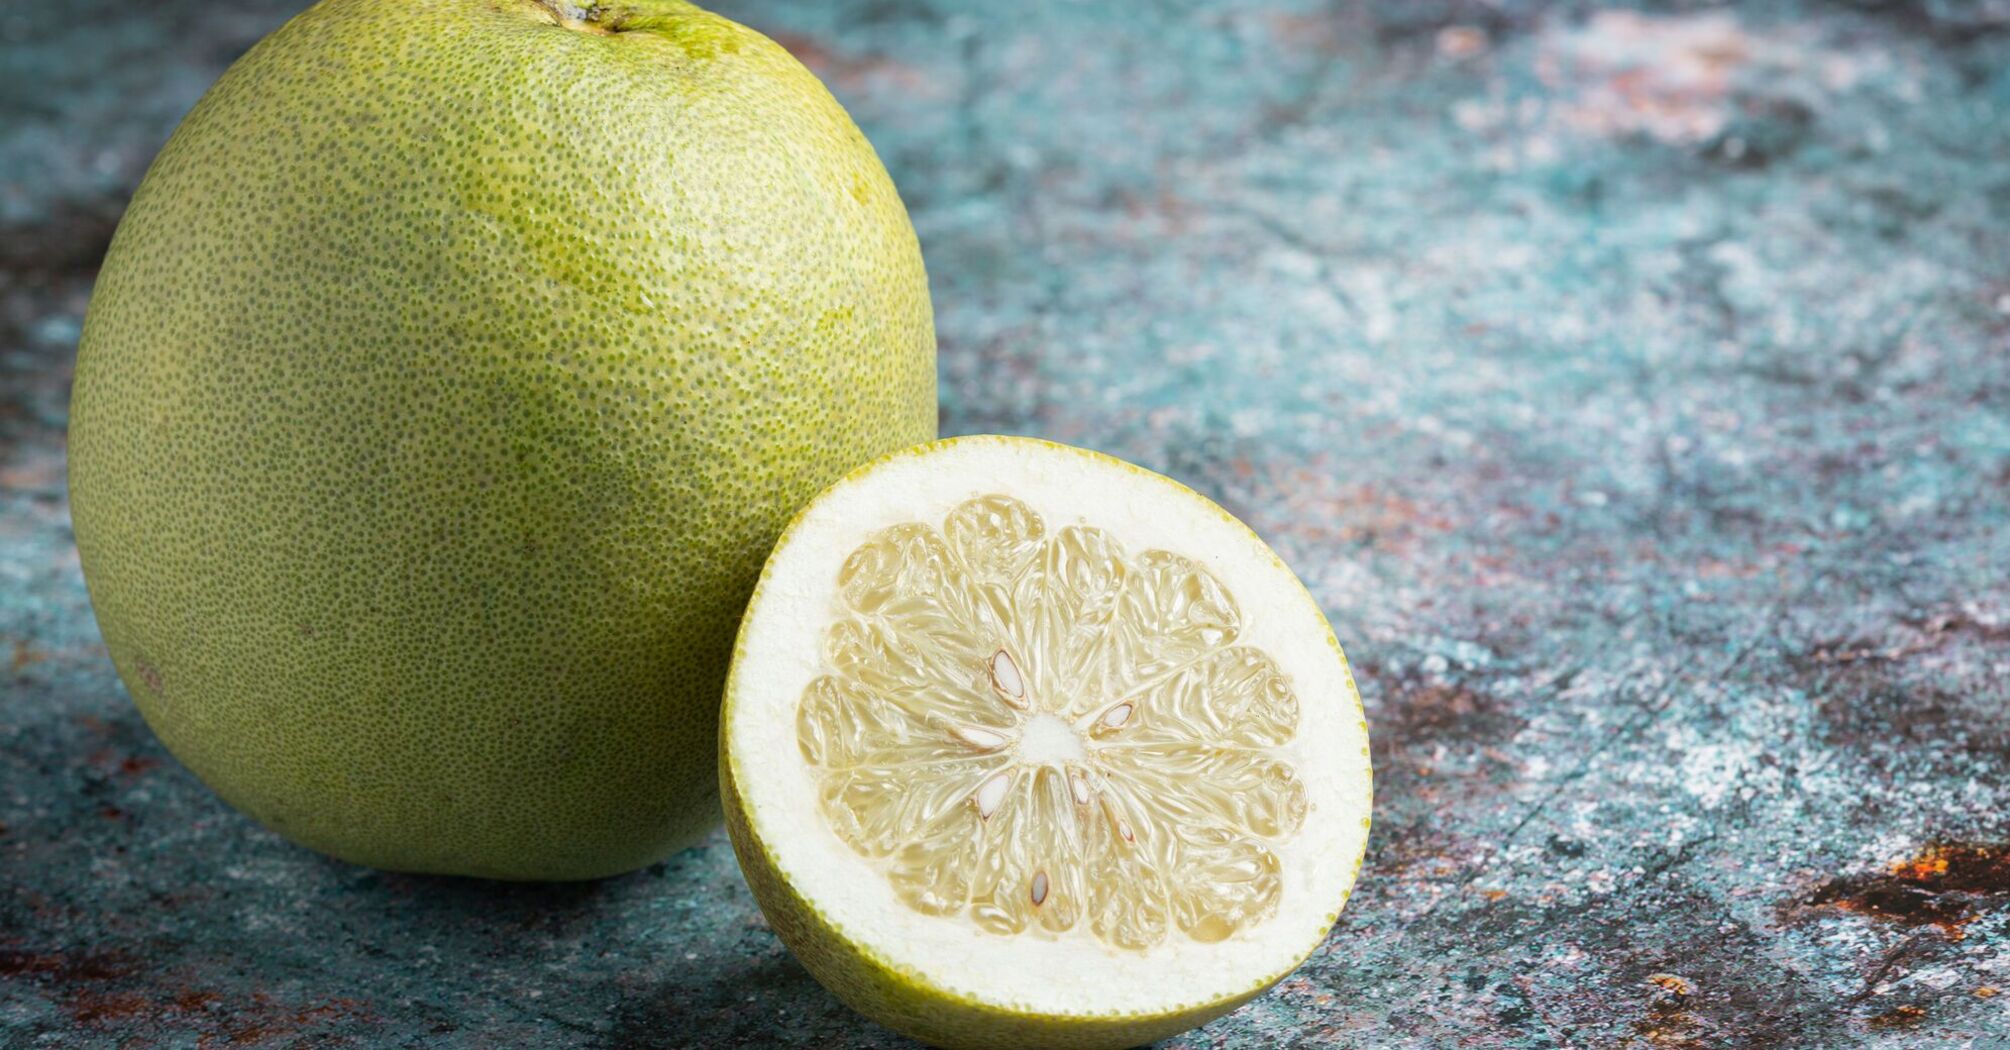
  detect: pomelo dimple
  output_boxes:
[68,0,935,880]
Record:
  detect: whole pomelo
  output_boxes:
[68,0,935,880]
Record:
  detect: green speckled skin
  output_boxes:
[66,0,936,880]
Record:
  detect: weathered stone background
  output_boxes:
[4,1,2008,1046]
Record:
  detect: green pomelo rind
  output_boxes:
[69,0,934,880]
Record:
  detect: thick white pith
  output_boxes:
[727,438,1372,1016]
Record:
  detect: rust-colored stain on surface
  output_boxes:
[67,990,153,1025]
[1646,973,1694,996]
[0,946,372,1042]
[0,948,137,983]
[0,948,152,1031]
[1866,1004,1926,1029]
[1798,842,2010,939]
[10,639,45,674]
[764,31,930,95]
[194,995,372,1050]
[1634,971,1709,1049]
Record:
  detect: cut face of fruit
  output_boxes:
[723,437,1371,1046]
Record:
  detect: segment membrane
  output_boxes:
[799,495,1304,950]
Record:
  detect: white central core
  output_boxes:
[1016,712,1087,765]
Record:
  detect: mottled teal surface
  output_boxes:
[4,1,2009,1046]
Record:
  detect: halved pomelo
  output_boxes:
[721,436,1372,1049]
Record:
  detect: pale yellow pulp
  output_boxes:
[796,496,1308,950]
